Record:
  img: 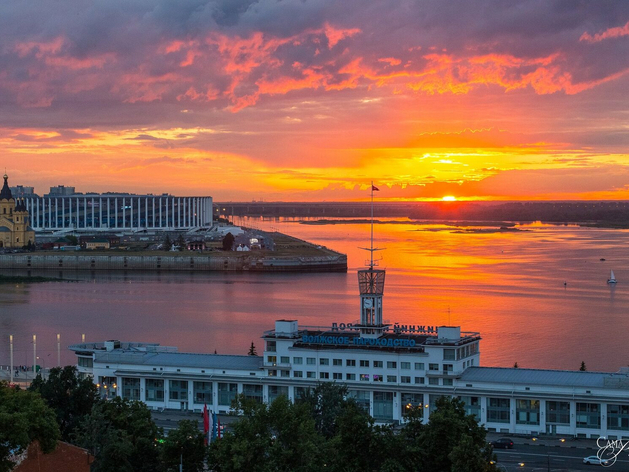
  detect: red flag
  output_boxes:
[218,419,222,439]
[372,184,379,191]
[203,404,209,445]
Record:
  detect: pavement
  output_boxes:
[486,432,600,452]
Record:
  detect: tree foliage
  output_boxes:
[210,387,496,472]
[248,342,257,356]
[28,366,98,442]
[75,397,162,472]
[0,382,60,472]
[222,232,235,251]
[580,361,587,371]
[161,420,206,472]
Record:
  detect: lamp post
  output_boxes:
[36,356,46,379]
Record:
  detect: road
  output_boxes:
[494,444,629,471]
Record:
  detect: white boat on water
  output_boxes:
[608,270,617,284]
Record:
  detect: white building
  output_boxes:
[23,193,212,232]
[70,264,629,439]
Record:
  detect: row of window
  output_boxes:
[288,371,453,386]
[267,356,429,370]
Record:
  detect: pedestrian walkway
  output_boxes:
[0,366,47,387]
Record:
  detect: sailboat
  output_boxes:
[607,270,617,284]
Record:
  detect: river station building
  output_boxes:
[71,263,629,440]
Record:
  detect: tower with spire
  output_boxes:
[0,173,35,248]
[355,182,388,338]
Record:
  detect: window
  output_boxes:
[268,385,288,403]
[444,349,456,360]
[401,362,411,370]
[546,401,570,425]
[145,379,164,402]
[401,393,424,418]
[333,358,342,366]
[576,403,601,428]
[307,358,316,365]
[307,371,316,379]
[458,396,480,419]
[267,355,277,364]
[608,404,629,431]
[360,360,369,367]
[218,383,237,406]
[78,357,93,368]
[414,377,424,384]
[401,376,411,384]
[266,341,276,352]
[193,381,212,404]
[346,373,356,381]
[429,363,439,371]
[243,384,263,403]
[428,378,439,386]
[443,364,453,373]
[293,357,303,364]
[387,361,397,369]
[516,399,540,425]
[122,378,140,400]
[373,361,383,368]
[443,378,453,386]
[281,370,290,378]
[333,373,343,380]
[280,356,290,364]
[414,363,425,370]
[169,380,188,401]
[373,392,394,420]
[320,358,330,366]
[320,372,330,379]
[293,371,303,378]
[487,398,510,423]
[268,370,277,377]
[348,390,370,413]
[346,359,356,367]
[360,374,370,381]
[387,375,397,383]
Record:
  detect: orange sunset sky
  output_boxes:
[1,1,628,201]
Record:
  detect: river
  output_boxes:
[1,218,627,372]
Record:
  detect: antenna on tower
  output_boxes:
[358,181,384,267]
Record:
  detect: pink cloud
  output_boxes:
[580,21,629,43]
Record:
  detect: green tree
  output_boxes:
[75,397,162,472]
[222,232,235,251]
[161,420,206,472]
[0,382,60,472]
[29,365,98,442]
[297,383,354,439]
[163,234,172,250]
[419,396,495,472]
[580,361,587,371]
[248,342,257,356]
[175,234,186,251]
[209,394,324,472]
[513,362,518,368]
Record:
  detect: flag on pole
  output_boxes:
[203,404,209,445]
[372,184,379,191]
[217,419,222,439]
[212,413,218,439]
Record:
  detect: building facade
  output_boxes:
[22,193,213,232]
[70,260,629,440]
[0,174,35,248]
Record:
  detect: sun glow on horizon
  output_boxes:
[442,196,457,201]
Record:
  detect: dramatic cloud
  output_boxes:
[0,0,628,200]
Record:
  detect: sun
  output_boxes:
[442,196,457,201]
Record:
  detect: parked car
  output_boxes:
[582,455,609,465]
[490,438,514,449]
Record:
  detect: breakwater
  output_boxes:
[0,252,347,273]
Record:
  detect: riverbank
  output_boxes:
[0,232,347,273]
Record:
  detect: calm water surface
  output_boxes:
[1,219,628,372]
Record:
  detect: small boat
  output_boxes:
[607,270,617,284]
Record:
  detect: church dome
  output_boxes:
[0,174,13,201]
